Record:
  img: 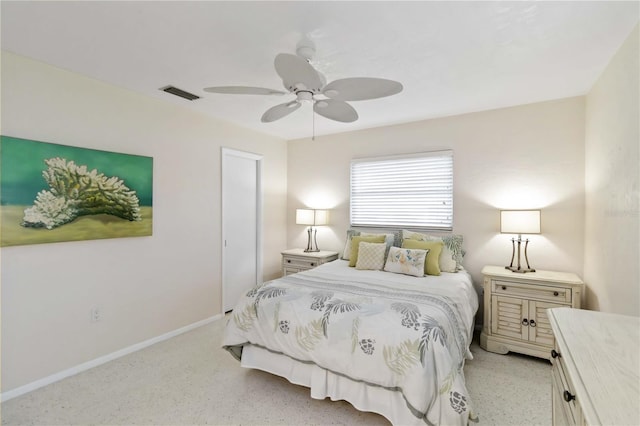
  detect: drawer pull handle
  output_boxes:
[563,390,575,402]
[551,349,561,359]
[553,291,559,296]
[522,318,529,326]
[502,285,507,290]
[310,263,316,267]
[529,319,536,327]
[287,260,291,263]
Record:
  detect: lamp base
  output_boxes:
[304,227,320,252]
[506,236,535,273]
[505,266,536,273]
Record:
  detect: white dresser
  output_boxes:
[281,249,338,276]
[480,266,584,359]
[549,307,640,425]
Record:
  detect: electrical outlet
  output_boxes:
[90,307,102,322]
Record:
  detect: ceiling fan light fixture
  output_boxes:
[324,89,339,97]
[296,91,313,102]
[315,100,329,109]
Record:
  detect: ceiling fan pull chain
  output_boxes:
[312,104,315,141]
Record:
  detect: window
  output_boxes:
[350,150,453,230]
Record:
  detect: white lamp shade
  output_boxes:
[296,208,331,226]
[500,210,541,234]
[314,209,330,226]
[296,209,315,225]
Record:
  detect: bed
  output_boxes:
[222,232,479,425]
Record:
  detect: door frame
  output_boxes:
[221,147,263,312]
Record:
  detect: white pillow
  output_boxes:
[355,242,387,271]
[436,245,457,272]
[383,246,428,277]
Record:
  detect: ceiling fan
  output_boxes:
[204,41,403,124]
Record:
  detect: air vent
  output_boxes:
[160,86,200,101]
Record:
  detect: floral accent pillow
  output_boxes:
[383,246,429,277]
[355,242,387,271]
[401,239,443,276]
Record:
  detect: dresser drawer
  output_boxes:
[552,360,579,425]
[551,344,583,425]
[283,266,302,276]
[493,279,572,303]
[282,256,320,269]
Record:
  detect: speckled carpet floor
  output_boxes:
[1,318,551,425]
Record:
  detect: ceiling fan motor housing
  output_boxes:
[296,91,314,102]
[296,45,315,60]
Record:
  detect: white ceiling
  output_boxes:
[2,1,638,140]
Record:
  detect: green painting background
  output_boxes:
[0,136,153,247]
[1,136,153,206]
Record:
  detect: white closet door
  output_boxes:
[222,148,262,312]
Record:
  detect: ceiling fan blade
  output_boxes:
[261,101,301,123]
[313,99,358,123]
[274,53,324,93]
[322,78,403,101]
[204,86,286,95]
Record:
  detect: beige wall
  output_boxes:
[0,52,287,392]
[584,24,639,316]
[287,97,586,305]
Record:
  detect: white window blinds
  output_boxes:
[350,151,453,230]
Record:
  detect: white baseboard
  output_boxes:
[1,314,223,402]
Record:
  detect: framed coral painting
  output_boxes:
[0,136,153,247]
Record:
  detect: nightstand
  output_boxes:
[480,265,584,360]
[281,249,339,276]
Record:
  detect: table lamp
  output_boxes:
[501,210,541,273]
[296,208,330,252]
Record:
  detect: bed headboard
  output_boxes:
[349,226,455,247]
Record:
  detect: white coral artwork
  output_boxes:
[22,157,142,230]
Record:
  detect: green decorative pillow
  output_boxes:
[341,230,361,260]
[402,230,464,272]
[349,235,386,267]
[401,239,443,276]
